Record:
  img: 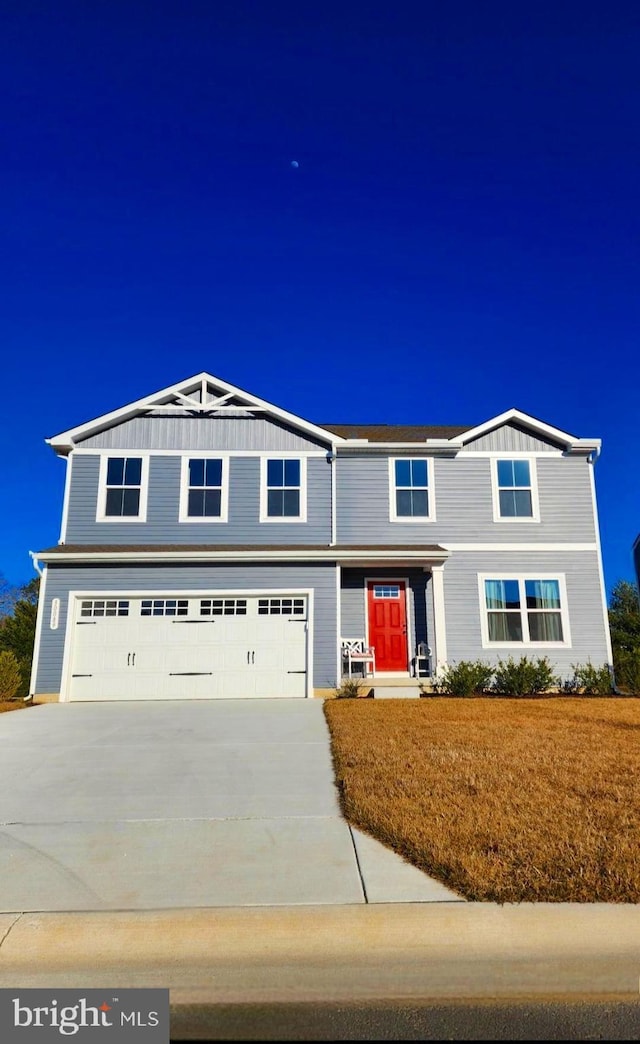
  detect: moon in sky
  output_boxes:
[290,160,299,168]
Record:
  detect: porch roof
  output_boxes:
[34,543,449,564]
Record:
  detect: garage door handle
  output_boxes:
[169,672,213,676]
[287,670,306,674]
[72,673,93,678]
[172,619,216,624]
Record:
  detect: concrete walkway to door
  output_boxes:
[0,701,461,911]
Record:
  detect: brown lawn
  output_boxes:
[324,697,640,903]
[0,701,28,714]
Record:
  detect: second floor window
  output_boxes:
[101,457,145,519]
[494,459,538,520]
[261,458,305,521]
[179,457,228,522]
[187,459,222,517]
[390,458,432,520]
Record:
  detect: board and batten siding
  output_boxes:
[34,562,337,695]
[340,568,428,659]
[463,422,564,452]
[442,550,610,675]
[336,454,596,544]
[77,415,330,451]
[65,454,331,545]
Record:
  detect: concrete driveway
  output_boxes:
[0,701,460,911]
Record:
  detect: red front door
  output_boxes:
[367,581,408,672]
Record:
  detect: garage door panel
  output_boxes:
[68,594,309,701]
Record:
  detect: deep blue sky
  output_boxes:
[1,1,638,592]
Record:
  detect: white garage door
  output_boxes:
[67,594,309,701]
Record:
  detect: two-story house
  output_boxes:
[29,372,612,702]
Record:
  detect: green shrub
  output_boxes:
[491,656,560,696]
[0,651,23,701]
[613,649,640,694]
[570,661,613,696]
[334,677,368,699]
[434,660,494,697]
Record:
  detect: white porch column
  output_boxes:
[431,564,448,676]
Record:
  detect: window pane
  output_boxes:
[282,489,300,516]
[106,458,125,486]
[485,580,520,610]
[395,459,411,487]
[410,460,428,487]
[122,488,140,516]
[499,489,516,516]
[203,489,222,516]
[267,459,283,487]
[525,580,560,609]
[283,459,300,487]
[188,490,205,516]
[497,460,514,487]
[410,490,429,516]
[124,458,142,485]
[105,488,124,516]
[189,459,205,487]
[513,490,533,517]
[396,490,413,516]
[488,612,523,641]
[204,459,222,487]
[528,612,563,641]
[512,460,531,487]
[267,489,283,516]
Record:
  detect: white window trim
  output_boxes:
[491,457,540,523]
[388,457,435,523]
[178,455,229,523]
[478,573,571,649]
[96,455,150,523]
[259,457,307,523]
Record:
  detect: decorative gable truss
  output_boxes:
[47,372,344,454]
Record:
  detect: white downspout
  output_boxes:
[328,446,337,546]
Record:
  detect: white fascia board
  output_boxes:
[456,408,592,449]
[38,548,451,564]
[46,371,344,453]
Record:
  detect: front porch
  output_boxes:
[338,565,447,688]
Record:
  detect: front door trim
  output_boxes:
[364,576,411,675]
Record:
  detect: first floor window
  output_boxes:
[483,578,565,643]
[104,457,143,517]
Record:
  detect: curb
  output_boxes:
[1,904,640,1001]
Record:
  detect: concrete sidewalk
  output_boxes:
[1,903,639,1000]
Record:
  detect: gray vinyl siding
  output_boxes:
[336,454,596,544]
[65,454,331,545]
[340,568,429,661]
[78,415,330,451]
[464,423,565,452]
[443,550,610,676]
[34,563,337,694]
